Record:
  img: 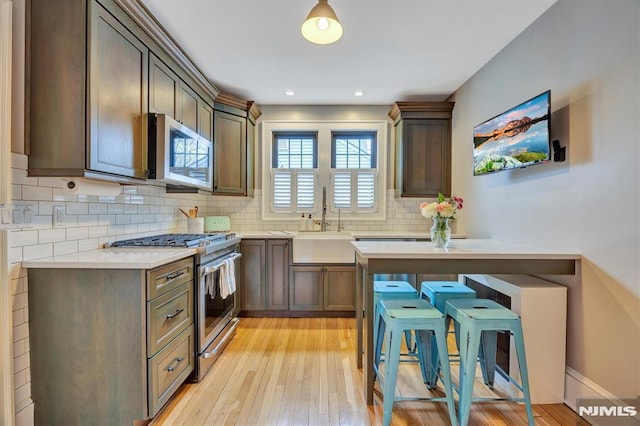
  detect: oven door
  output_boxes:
[197,252,242,378]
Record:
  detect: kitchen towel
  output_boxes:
[220,258,236,299]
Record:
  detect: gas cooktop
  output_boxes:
[109,233,236,248]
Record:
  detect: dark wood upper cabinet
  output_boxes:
[149,53,213,140]
[149,54,179,118]
[28,0,149,181]
[88,4,148,179]
[178,83,199,133]
[212,94,260,196]
[389,102,455,198]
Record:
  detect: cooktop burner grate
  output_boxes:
[110,233,234,248]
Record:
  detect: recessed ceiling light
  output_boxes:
[285,90,295,96]
[354,91,364,97]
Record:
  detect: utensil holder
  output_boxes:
[187,217,204,234]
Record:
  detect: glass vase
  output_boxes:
[430,216,451,248]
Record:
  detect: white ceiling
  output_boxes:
[140,0,556,105]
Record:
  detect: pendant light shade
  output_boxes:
[301,0,343,45]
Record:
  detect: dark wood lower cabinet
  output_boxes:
[289,267,323,311]
[290,265,355,312]
[240,239,289,311]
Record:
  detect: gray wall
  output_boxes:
[449,0,639,398]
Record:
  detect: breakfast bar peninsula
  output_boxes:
[352,239,581,404]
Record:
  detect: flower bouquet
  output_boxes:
[419,193,463,248]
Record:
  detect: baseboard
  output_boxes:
[565,367,640,423]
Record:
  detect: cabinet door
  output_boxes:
[213,110,247,195]
[267,240,289,310]
[400,119,451,197]
[198,101,214,141]
[178,83,199,133]
[149,54,178,117]
[240,240,266,310]
[289,267,323,311]
[88,3,148,179]
[324,266,355,311]
[246,117,255,197]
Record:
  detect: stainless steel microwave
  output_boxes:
[148,113,213,190]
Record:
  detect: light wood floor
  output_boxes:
[151,318,580,425]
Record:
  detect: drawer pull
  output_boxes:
[164,271,185,281]
[166,356,185,373]
[165,308,184,319]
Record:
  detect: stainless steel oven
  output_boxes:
[109,233,241,382]
[196,243,241,381]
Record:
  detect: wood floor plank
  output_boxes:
[151,318,578,426]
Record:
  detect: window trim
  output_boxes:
[261,120,388,221]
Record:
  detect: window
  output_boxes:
[271,132,318,211]
[262,120,387,221]
[331,132,377,212]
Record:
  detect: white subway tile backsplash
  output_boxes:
[22,244,53,261]
[9,231,38,248]
[89,203,109,215]
[108,204,124,214]
[21,185,52,201]
[65,202,89,215]
[38,228,66,244]
[77,215,99,227]
[78,238,101,252]
[13,323,29,343]
[88,226,108,238]
[66,226,89,240]
[54,240,78,256]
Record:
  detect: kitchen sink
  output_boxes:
[292,232,355,264]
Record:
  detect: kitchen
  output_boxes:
[0,0,638,425]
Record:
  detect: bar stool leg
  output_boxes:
[459,324,481,426]
[382,324,403,426]
[479,331,498,389]
[415,329,436,387]
[433,322,458,426]
[512,324,535,425]
[375,313,386,370]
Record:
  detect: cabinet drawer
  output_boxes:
[148,327,194,417]
[147,257,194,299]
[148,283,193,355]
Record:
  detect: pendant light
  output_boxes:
[301,0,343,45]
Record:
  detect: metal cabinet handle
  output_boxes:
[166,308,184,319]
[165,271,185,281]
[166,356,185,372]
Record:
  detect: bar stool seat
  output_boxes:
[374,281,418,357]
[445,298,534,426]
[375,298,457,426]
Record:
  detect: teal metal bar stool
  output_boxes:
[420,281,477,386]
[374,298,458,426]
[445,298,534,426]
[374,281,418,357]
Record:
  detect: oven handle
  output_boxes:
[200,252,242,276]
[202,318,239,359]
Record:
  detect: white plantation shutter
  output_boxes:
[271,169,317,212]
[296,171,316,209]
[357,170,376,209]
[272,170,292,209]
[330,169,376,212]
[332,171,351,209]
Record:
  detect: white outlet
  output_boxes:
[53,205,65,226]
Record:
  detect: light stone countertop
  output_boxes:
[352,239,581,260]
[21,248,197,269]
[236,230,464,240]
